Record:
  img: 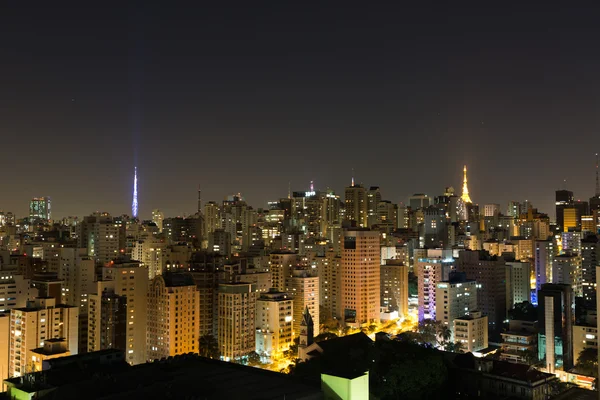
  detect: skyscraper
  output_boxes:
[132,167,138,218]
[538,283,573,372]
[555,190,574,231]
[344,184,367,228]
[29,197,51,221]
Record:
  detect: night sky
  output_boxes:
[2,4,599,219]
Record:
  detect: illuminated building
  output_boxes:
[78,214,123,266]
[555,190,574,232]
[29,197,51,221]
[366,186,381,228]
[147,273,199,360]
[30,339,70,372]
[132,236,167,279]
[416,249,453,321]
[377,200,398,233]
[553,253,581,296]
[344,184,367,228]
[0,272,38,312]
[422,206,447,247]
[534,240,553,302]
[316,251,341,320]
[500,320,538,364]
[454,311,488,353]
[562,207,578,232]
[461,165,472,204]
[88,262,148,365]
[380,260,408,320]
[340,229,380,326]
[286,268,319,339]
[269,251,298,292]
[132,167,138,218]
[581,235,598,305]
[217,283,257,361]
[572,324,597,368]
[456,250,507,333]
[208,229,230,257]
[409,193,431,210]
[436,273,477,338]
[538,283,573,372]
[581,214,595,233]
[483,204,500,217]
[204,201,221,240]
[151,209,164,232]
[255,289,293,360]
[505,260,531,309]
[9,297,78,377]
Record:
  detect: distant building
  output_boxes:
[416,249,453,321]
[380,260,408,320]
[344,184,367,228]
[217,283,256,361]
[29,197,51,221]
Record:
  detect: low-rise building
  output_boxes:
[454,311,488,353]
[500,320,538,364]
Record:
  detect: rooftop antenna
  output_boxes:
[197,184,202,214]
[288,182,291,199]
[351,168,355,187]
[310,180,314,192]
[595,153,599,197]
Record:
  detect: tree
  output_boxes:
[314,332,338,342]
[247,351,262,366]
[198,334,220,359]
[576,347,598,377]
[436,323,452,344]
[508,301,537,321]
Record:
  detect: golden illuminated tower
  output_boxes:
[461,165,472,204]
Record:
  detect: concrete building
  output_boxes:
[286,269,319,339]
[500,320,538,364]
[572,324,597,366]
[505,260,531,310]
[416,249,453,321]
[380,260,408,320]
[483,204,500,217]
[78,214,123,266]
[534,240,553,304]
[538,283,573,373]
[436,273,478,338]
[344,184,367,228]
[132,236,167,279]
[340,229,380,326]
[9,297,78,377]
[255,289,293,360]
[30,339,70,372]
[553,253,581,297]
[204,201,221,240]
[87,262,148,365]
[269,252,298,292]
[29,197,51,221]
[147,273,199,360]
[454,311,488,353]
[580,235,598,306]
[217,283,257,361]
[456,250,507,333]
[0,272,38,312]
[316,252,341,321]
[151,209,164,232]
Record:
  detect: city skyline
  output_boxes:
[1,4,600,219]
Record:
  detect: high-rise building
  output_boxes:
[483,204,500,217]
[538,283,573,372]
[505,260,531,309]
[534,240,554,303]
[316,251,341,320]
[88,262,148,365]
[78,214,123,266]
[9,297,78,377]
[367,186,381,228]
[454,311,488,353]
[344,184,367,228]
[29,197,51,221]
[435,273,478,338]
[0,272,38,312]
[553,253,581,297]
[151,209,164,232]
[416,249,453,321]
[132,236,167,279]
[204,201,221,240]
[147,273,200,360]
[409,194,431,211]
[340,229,380,326]
[217,283,257,361]
[255,289,293,360]
[286,269,319,339]
[581,235,598,306]
[555,190,574,231]
[380,260,408,320]
[456,250,507,333]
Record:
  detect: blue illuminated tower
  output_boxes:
[132,167,138,218]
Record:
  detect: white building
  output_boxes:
[255,289,293,360]
[435,277,478,337]
[454,311,488,353]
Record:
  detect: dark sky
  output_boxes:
[1,3,600,219]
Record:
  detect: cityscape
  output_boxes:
[2,3,600,400]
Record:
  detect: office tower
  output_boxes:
[581,215,595,233]
[581,235,598,305]
[380,260,408,320]
[397,204,409,229]
[88,262,148,365]
[218,283,257,361]
[562,207,579,232]
[255,289,293,360]
[461,165,472,204]
[505,260,531,309]
[456,250,507,333]
[367,186,381,228]
[317,251,341,320]
[409,193,431,210]
[9,297,78,377]
[340,229,380,325]
[555,190,574,231]
[286,269,319,339]
[454,311,488,353]
[132,236,167,279]
[484,204,500,217]
[344,184,367,227]
[416,249,453,321]
[78,214,123,266]
[151,209,164,232]
[538,283,573,372]
[132,167,138,218]
[147,273,200,360]
[323,190,342,236]
[553,253,581,296]
[204,201,221,239]
[435,273,478,337]
[29,197,51,221]
[290,188,327,237]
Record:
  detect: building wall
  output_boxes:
[218,283,257,361]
